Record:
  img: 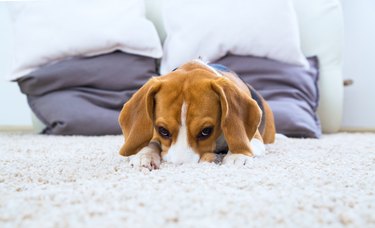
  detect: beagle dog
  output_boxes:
[118,60,275,170]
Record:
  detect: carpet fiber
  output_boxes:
[1,132,374,227]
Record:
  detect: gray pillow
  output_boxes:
[214,55,321,138]
[18,52,320,137]
[17,51,158,135]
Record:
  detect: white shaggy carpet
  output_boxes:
[1,132,375,227]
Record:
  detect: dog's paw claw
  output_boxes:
[128,147,161,171]
[222,152,254,166]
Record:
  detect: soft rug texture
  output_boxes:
[1,132,374,227]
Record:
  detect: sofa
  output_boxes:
[5,0,344,137]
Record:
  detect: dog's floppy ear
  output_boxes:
[211,78,261,155]
[118,78,161,156]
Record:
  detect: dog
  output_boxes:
[118,59,275,170]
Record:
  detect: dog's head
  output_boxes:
[118,60,262,164]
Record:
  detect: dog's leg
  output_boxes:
[128,142,161,170]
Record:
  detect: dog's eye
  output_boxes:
[158,126,171,139]
[197,127,213,140]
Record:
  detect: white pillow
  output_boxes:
[160,0,308,74]
[6,0,163,80]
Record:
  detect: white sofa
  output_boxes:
[26,0,344,134]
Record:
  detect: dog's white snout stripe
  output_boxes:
[162,102,199,164]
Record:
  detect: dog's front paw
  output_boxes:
[222,152,254,166]
[128,147,161,171]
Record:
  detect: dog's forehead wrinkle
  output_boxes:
[186,85,219,106]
